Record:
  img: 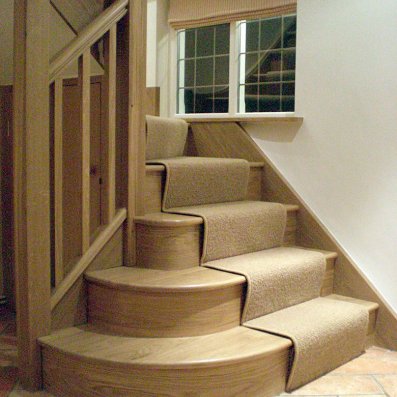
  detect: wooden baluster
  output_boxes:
[79,50,91,252]
[54,78,64,285]
[102,25,117,224]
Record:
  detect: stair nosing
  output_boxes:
[85,267,246,292]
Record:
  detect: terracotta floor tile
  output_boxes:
[288,374,383,395]
[331,349,397,375]
[374,375,397,397]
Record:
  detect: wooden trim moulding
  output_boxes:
[51,208,127,310]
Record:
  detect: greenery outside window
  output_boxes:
[175,14,297,116]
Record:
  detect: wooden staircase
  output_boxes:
[39,161,379,396]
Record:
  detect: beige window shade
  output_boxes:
[169,0,297,29]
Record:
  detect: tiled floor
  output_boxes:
[1,306,396,396]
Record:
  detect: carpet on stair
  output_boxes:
[148,157,250,209]
[146,116,188,160]
[205,247,326,321]
[244,297,369,391]
[169,201,286,263]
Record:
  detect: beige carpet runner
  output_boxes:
[145,129,369,392]
[150,157,250,209]
[205,247,326,321]
[245,297,369,391]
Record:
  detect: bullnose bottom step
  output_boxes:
[39,325,292,397]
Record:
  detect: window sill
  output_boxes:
[177,114,303,123]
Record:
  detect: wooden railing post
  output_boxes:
[116,0,147,266]
[13,0,51,390]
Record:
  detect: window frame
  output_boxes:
[169,17,297,119]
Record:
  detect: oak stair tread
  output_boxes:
[85,266,246,292]
[39,325,292,368]
[85,246,337,292]
[135,203,299,227]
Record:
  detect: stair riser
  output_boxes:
[87,283,244,337]
[42,347,289,397]
[145,165,263,214]
[136,210,297,270]
[86,257,335,337]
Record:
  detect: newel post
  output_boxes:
[13,0,52,390]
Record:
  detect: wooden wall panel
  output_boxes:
[62,77,103,274]
[51,227,123,330]
[145,87,160,117]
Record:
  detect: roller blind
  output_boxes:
[169,0,297,29]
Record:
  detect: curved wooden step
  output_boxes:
[40,325,292,397]
[85,266,245,337]
[84,248,336,338]
[135,204,298,270]
[145,162,264,214]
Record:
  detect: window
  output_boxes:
[175,14,297,115]
[177,24,230,114]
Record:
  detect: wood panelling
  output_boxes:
[0,86,14,308]
[186,122,264,161]
[13,0,51,388]
[51,227,123,330]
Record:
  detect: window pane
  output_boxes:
[238,14,296,114]
[196,58,214,86]
[246,21,259,52]
[215,56,229,85]
[197,26,215,57]
[259,83,281,112]
[283,15,297,48]
[184,29,196,58]
[260,17,282,50]
[245,53,258,84]
[282,83,295,111]
[176,23,230,114]
[245,84,258,112]
[195,87,213,113]
[282,49,296,81]
[259,51,281,83]
[215,24,230,55]
[214,86,229,113]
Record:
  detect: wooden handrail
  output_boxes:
[49,0,128,83]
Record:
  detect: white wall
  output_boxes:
[146,0,170,115]
[244,0,397,312]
